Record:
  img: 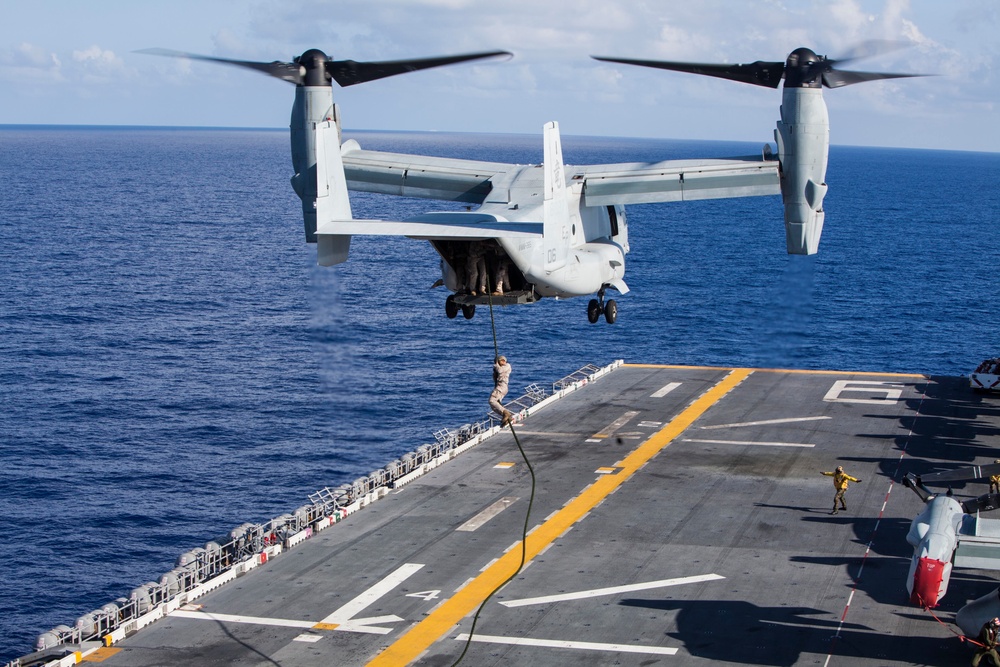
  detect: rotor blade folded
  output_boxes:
[592,56,785,88]
[329,51,512,87]
[917,462,1000,485]
[962,493,1000,514]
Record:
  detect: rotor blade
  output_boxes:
[328,50,512,87]
[831,40,911,66]
[137,48,302,84]
[962,493,1000,514]
[822,69,928,88]
[591,56,785,88]
[917,462,1000,485]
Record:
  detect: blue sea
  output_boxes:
[0,126,998,661]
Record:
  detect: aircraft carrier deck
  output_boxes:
[14,362,999,666]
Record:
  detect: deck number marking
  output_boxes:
[824,380,904,405]
[406,590,441,601]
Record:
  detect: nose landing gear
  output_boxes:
[587,288,617,324]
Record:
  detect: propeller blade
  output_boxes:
[822,69,927,88]
[137,48,303,84]
[917,462,1000,485]
[328,50,512,87]
[829,40,911,66]
[591,56,785,88]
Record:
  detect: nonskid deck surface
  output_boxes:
[78,365,999,666]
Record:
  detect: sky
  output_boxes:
[0,0,997,152]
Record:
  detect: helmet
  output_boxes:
[835,466,844,473]
[991,617,999,626]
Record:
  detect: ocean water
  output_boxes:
[0,126,998,661]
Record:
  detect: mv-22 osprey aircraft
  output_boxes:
[142,44,921,323]
[903,464,1000,638]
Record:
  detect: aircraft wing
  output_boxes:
[340,139,516,204]
[343,140,780,207]
[576,157,780,206]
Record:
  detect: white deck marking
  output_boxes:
[456,497,518,532]
[293,634,323,643]
[591,411,640,438]
[824,380,904,405]
[454,633,678,655]
[511,431,580,437]
[320,562,424,629]
[170,610,316,628]
[700,416,831,430]
[683,438,815,448]
[651,382,681,398]
[500,573,724,607]
[334,616,404,635]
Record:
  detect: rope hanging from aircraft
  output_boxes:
[451,277,538,667]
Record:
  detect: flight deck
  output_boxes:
[15,363,1000,666]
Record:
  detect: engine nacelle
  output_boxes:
[774,86,829,255]
[289,84,354,267]
[905,495,963,608]
[958,587,1000,638]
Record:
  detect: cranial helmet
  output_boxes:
[836,466,844,472]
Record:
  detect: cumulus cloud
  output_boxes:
[0,43,63,83]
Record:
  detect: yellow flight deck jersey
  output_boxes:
[822,470,859,490]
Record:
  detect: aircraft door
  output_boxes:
[608,205,629,254]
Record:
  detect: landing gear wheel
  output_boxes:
[604,299,618,324]
[445,295,458,319]
[462,304,476,320]
[587,299,601,324]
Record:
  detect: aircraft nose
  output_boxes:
[910,557,948,608]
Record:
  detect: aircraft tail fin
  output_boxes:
[542,121,570,273]
[314,118,353,266]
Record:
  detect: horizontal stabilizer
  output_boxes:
[317,212,542,240]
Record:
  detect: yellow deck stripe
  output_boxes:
[82,647,122,662]
[366,368,753,666]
